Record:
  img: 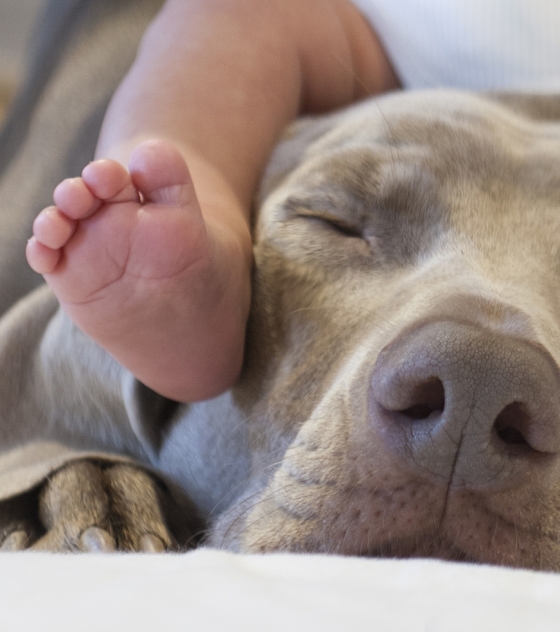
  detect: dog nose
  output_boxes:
[370,321,560,487]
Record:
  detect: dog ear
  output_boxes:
[256,113,339,206]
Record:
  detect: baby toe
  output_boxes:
[82,159,138,203]
[26,237,62,274]
[33,206,77,250]
[53,177,98,220]
[129,140,194,207]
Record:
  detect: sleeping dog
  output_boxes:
[2,87,560,570]
[212,90,560,567]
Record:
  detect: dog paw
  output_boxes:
[0,525,36,551]
[0,460,187,553]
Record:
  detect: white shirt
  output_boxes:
[351,0,560,91]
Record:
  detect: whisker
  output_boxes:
[373,100,401,177]
[329,52,374,100]
[218,474,314,551]
[207,456,287,519]
[286,306,325,317]
[180,527,209,551]
[215,477,295,548]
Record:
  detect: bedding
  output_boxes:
[351,0,560,91]
[2,551,560,631]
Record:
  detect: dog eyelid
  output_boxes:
[284,195,366,238]
[294,209,364,238]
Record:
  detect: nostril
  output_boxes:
[398,377,445,421]
[371,320,560,489]
[494,402,531,448]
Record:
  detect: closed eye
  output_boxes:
[295,210,364,239]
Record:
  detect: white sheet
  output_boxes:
[2,550,559,632]
[351,0,560,92]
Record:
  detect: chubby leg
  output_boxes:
[27,139,250,402]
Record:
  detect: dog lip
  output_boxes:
[359,534,472,564]
[358,512,547,567]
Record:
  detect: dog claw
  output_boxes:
[139,534,166,553]
[1,530,30,551]
[80,527,116,552]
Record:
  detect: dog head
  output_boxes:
[204,90,560,569]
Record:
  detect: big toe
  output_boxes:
[129,139,195,207]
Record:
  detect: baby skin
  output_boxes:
[26,140,251,402]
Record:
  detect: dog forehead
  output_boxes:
[262,90,560,228]
[308,90,560,172]
[303,91,507,151]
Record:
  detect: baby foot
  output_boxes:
[26,140,251,401]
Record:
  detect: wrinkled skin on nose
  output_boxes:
[371,321,560,489]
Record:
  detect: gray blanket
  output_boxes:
[0,0,174,509]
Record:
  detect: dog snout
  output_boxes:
[370,321,560,488]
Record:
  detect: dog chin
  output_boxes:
[360,536,472,564]
[357,521,560,570]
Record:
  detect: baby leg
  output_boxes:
[27,140,250,401]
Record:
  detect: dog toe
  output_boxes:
[103,464,174,552]
[79,526,116,552]
[0,528,34,551]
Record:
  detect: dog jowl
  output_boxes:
[208,90,560,570]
